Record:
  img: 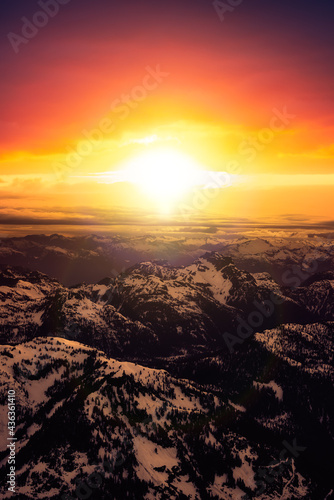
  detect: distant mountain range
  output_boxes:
[0,233,333,286]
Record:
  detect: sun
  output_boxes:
[122,147,203,210]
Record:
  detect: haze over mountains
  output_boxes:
[0,234,333,499]
[0,232,333,286]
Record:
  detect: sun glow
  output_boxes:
[122,148,203,210]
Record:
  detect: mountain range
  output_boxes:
[0,233,333,286]
[1,251,330,355]
[0,245,333,498]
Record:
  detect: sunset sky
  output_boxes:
[1,0,334,233]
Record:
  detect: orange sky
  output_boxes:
[1,0,334,231]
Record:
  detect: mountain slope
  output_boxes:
[0,338,309,499]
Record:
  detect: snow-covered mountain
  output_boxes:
[285,271,334,320]
[0,267,60,343]
[157,321,334,500]
[0,253,319,355]
[0,337,310,499]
